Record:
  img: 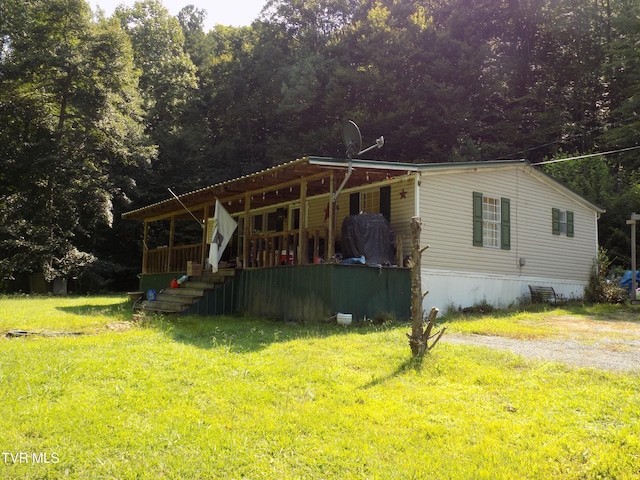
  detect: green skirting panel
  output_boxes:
[139,265,411,322]
[186,280,237,316]
[238,264,410,322]
[329,264,411,322]
[238,265,333,322]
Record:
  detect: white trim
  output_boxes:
[522,165,604,214]
[422,268,587,314]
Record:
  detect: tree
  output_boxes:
[178,5,208,66]
[115,0,209,199]
[0,0,153,283]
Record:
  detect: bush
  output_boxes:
[584,247,628,304]
[461,300,495,314]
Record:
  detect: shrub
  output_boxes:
[584,247,628,304]
[461,300,495,314]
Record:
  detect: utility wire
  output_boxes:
[167,187,205,228]
[530,145,640,165]
[497,115,640,161]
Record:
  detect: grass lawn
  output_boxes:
[1,295,639,479]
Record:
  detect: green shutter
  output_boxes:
[349,193,360,215]
[501,197,511,250]
[473,192,483,247]
[567,211,574,237]
[552,208,560,235]
[380,185,391,222]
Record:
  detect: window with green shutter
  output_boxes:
[552,208,574,237]
[473,192,510,249]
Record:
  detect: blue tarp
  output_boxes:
[619,270,640,293]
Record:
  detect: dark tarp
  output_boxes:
[341,213,396,266]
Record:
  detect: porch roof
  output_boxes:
[122,156,421,222]
[124,155,602,222]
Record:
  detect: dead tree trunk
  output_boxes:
[407,216,446,357]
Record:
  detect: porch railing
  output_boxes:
[144,244,202,274]
[247,227,329,268]
[143,228,330,274]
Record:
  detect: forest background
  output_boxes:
[1,0,639,291]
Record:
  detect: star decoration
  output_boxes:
[399,188,407,199]
[324,203,339,221]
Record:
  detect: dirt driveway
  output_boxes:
[442,314,640,372]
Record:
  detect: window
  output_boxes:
[361,189,380,213]
[350,186,391,222]
[252,214,263,233]
[267,211,278,231]
[482,196,501,248]
[473,192,510,249]
[552,208,574,237]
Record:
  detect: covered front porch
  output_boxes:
[124,156,417,276]
[123,156,417,321]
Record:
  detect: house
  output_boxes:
[122,156,603,319]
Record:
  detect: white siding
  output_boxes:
[418,165,599,312]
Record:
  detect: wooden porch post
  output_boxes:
[299,180,307,264]
[142,220,149,274]
[628,213,639,302]
[328,171,335,260]
[200,204,210,267]
[243,192,251,269]
[167,216,175,272]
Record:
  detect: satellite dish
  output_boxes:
[342,120,384,159]
[342,120,362,159]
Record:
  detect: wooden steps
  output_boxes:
[139,269,236,314]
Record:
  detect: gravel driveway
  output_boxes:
[443,333,640,372]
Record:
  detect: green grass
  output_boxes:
[0,294,131,333]
[1,296,639,479]
[439,302,640,341]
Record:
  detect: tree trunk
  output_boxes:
[408,216,445,357]
[409,217,424,356]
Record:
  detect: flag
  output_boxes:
[208,199,238,272]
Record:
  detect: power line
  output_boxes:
[530,145,640,165]
[497,115,640,161]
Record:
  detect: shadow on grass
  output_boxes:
[360,354,429,389]
[52,297,411,353]
[56,299,134,318]
[139,313,406,354]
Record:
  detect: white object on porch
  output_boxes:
[208,199,238,273]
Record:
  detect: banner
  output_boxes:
[208,199,238,273]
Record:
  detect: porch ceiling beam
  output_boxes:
[233,169,334,200]
[145,170,335,222]
[125,158,399,223]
